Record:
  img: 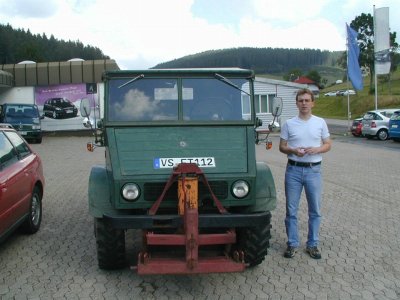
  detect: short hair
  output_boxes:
[296,88,314,102]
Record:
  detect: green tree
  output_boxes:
[283,68,302,81]
[306,70,321,85]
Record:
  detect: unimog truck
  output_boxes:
[83,68,281,274]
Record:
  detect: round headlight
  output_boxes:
[121,183,140,201]
[232,180,249,198]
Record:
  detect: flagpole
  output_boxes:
[346,24,351,133]
[373,5,378,110]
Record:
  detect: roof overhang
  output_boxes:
[1,59,120,87]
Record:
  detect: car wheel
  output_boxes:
[377,129,388,141]
[21,186,42,234]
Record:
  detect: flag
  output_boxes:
[374,7,391,75]
[346,24,363,91]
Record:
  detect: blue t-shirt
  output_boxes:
[280,115,330,163]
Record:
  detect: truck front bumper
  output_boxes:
[103,211,271,229]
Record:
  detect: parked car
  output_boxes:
[362,109,400,140]
[389,110,400,142]
[336,90,346,96]
[343,90,356,96]
[324,91,337,97]
[0,124,45,242]
[335,90,355,96]
[0,103,44,143]
[351,118,363,137]
[43,97,78,119]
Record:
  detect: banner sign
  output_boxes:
[374,7,391,75]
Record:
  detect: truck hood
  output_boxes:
[108,126,251,176]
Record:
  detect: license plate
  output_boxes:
[154,157,216,169]
[66,109,73,113]
[19,131,27,135]
[392,124,398,128]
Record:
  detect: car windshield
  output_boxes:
[363,113,374,120]
[107,77,251,122]
[390,112,400,120]
[6,105,39,118]
[382,112,393,118]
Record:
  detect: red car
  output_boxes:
[0,124,45,242]
[351,118,363,137]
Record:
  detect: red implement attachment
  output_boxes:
[136,163,246,275]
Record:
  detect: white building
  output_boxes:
[253,77,307,131]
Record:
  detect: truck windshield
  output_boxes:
[107,77,251,122]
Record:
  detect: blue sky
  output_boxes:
[0,0,398,69]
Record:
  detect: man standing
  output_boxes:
[279,88,331,259]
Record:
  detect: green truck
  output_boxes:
[83,68,280,274]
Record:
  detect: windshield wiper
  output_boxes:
[118,74,145,88]
[214,73,250,96]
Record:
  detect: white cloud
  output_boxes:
[0,0,399,69]
[0,0,59,18]
[252,0,326,23]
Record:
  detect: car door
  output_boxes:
[0,131,33,236]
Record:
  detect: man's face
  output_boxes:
[296,93,314,113]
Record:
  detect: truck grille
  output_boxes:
[144,181,228,202]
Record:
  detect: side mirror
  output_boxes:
[268,121,280,132]
[80,98,91,118]
[271,97,283,117]
[83,117,94,128]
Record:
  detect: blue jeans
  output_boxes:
[284,164,322,248]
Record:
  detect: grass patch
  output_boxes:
[314,69,400,119]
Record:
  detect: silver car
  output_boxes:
[362,109,400,140]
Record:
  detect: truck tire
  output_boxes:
[236,220,272,267]
[95,218,126,270]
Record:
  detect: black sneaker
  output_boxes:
[283,246,297,258]
[306,246,321,259]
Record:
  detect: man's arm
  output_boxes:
[279,137,331,157]
[303,137,332,155]
[279,138,307,157]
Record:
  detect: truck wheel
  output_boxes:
[235,220,272,267]
[95,218,126,270]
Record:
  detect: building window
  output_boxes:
[254,94,276,113]
[241,95,251,115]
